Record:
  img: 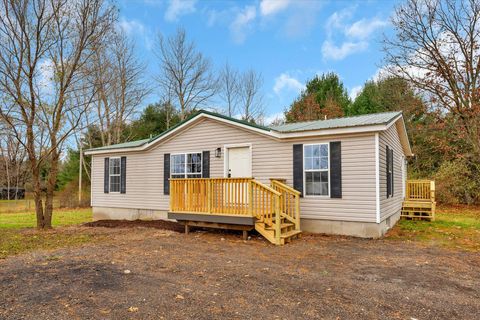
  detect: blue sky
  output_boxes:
[117,0,399,122]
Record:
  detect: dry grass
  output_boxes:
[0,208,95,259]
[387,205,480,251]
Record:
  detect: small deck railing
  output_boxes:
[271,179,301,231]
[402,180,436,220]
[169,178,282,217]
[405,180,435,202]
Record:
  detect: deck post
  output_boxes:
[207,179,212,214]
[248,180,253,217]
[243,230,248,240]
[185,222,190,234]
[430,180,436,220]
[274,196,281,245]
[295,194,300,231]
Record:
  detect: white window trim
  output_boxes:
[223,143,253,178]
[170,152,203,178]
[303,143,330,198]
[109,157,121,194]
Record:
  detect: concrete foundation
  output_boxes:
[92,207,401,238]
[92,207,170,221]
[301,211,401,238]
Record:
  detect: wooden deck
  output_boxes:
[401,180,436,221]
[169,178,301,245]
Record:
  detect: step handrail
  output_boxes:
[250,180,282,244]
[271,179,301,231]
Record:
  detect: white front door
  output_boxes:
[226,146,251,177]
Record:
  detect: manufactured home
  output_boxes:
[85,110,413,244]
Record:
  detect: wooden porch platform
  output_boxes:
[169,178,301,245]
[401,180,436,221]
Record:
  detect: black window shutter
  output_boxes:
[120,157,126,194]
[330,141,342,198]
[386,146,391,198]
[202,151,210,178]
[104,157,109,193]
[293,144,303,197]
[390,148,394,196]
[164,153,170,195]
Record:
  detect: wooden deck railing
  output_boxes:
[170,178,251,215]
[170,178,284,244]
[271,179,301,231]
[406,180,435,202]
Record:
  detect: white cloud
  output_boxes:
[230,5,256,44]
[345,18,388,39]
[273,73,304,95]
[119,18,145,35]
[325,6,356,36]
[349,85,363,100]
[260,0,291,16]
[321,40,368,60]
[118,18,153,50]
[164,0,197,22]
[263,112,285,126]
[322,8,388,61]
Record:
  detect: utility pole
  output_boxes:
[78,142,83,205]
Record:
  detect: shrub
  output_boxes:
[57,178,90,208]
[434,159,480,205]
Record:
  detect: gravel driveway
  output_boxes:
[0,224,479,319]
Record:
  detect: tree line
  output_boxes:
[0,0,479,229]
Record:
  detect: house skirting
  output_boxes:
[92,207,171,221]
[91,206,400,238]
[301,211,400,238]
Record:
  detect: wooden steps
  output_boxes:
[401,201,436,221]
[255,214,301,245]
[265,222,294,231]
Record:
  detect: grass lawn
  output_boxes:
[1,205,479,260]
[0,208,96,259]
[387,205,480,251]
[0,207,92,229]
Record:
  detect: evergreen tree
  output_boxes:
[285,73,350,122]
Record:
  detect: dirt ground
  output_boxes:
[0,222,479,320]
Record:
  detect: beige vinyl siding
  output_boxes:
[92,117,377,222]
[379,122,405,221]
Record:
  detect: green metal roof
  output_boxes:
[86,110,403,153]
[85,110,271,153]
[86,138,150,152]
[269,111,402,133]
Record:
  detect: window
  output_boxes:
[109,157,121,192]
[387,147,394,197]
[171,153,202,178]
[304,144,329,196]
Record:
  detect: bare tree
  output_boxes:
[0,0,115,228]
[238,69,264,122]
[155,28,217,120]
[0,131,27,199]
[218,62,239,117]
[383,0,480,158]
[88,30,150,146]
